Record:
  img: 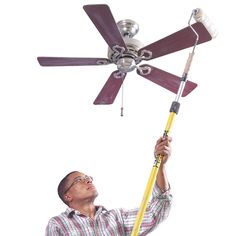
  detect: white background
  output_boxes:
[0,0,235,235]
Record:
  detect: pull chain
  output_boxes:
[120,81,124,116]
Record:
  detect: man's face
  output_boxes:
[64,171,98,204]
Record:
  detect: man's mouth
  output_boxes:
[87,185,95,190]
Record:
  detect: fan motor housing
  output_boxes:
[108,37,144,72]
[107,19,144,73]
[107,37,144,59]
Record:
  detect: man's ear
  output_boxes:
[64,193,72,203]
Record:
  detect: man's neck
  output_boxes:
[70,202,97,219]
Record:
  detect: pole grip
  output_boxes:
[183,52,194,76]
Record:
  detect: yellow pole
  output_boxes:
[131,10,201,234]
[131,46,197,236]
[130,111,176,236]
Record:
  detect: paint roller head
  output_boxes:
[193,8,218,39]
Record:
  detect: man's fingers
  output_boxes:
[155,137,163,145]
[155,138,171,149]
[156,136,172,144]
[155,146,171,155]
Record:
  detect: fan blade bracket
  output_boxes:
[96,59,111,65]
[108,45,126,63]
[136,65,152,76]
[137,49,153,61]
[114,71,126,79]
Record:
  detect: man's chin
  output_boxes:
[90,187,98,197]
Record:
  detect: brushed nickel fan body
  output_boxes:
[108,19,150,75]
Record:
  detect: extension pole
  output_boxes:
[130,109,177,236]
[130,11,199,236]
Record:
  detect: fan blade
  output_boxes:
[137,64,197,96]
[37,57,111,66]
[138,22,212,60]
[83,4,127,51]
[94,71,126,105]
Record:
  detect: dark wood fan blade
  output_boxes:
[83,4,127,51]
[138,22,212,60]
[137,64,197,97]
[94,71,126,104]
[37,57,111,66]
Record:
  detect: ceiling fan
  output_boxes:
[37,4,213,105]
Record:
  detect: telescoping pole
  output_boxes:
[130,9,202,236]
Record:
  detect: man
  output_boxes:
[46,136,173,235]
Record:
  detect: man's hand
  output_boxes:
[155,136,172,192]
[154,136,172,165]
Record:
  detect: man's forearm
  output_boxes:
[156,164,169,192]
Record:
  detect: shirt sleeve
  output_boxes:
[120,183,172,236]
[45,219,63,236]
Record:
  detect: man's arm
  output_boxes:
[45,220,62,236]
[155,136,172,192]
[120,136,173,235]
[120,181,172,235]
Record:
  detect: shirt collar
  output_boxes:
[65,205,108,218]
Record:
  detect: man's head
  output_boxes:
[58,171,98,206]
